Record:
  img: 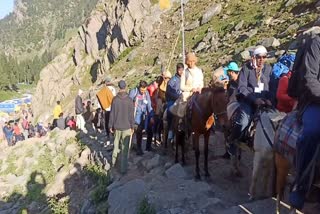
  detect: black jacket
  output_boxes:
[237,62,272,106]
[300,36,320,104]
[108,92,134,131]
[288,35,320,111]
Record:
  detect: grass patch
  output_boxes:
[138,197,156,214]
[1,154,18,175]
[85,164,111,205]
[0,90,20,102]
[32,148,56,184]
[48,196,69,214]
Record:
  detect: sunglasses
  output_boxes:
[256,55,267,59]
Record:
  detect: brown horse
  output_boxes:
[186,87,229,179]
[275,151,320,214]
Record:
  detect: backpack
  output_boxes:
[272,54,296,79]
[96,86,114,110]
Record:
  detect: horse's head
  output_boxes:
[210,87,229,128]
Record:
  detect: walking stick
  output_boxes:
[129,98,138,155]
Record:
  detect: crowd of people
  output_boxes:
[101,37,318,210]
[0,31,319,211]
[0,106,49,147]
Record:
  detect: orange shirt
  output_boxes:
[13,125,21,135]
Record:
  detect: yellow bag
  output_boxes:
[96,86,114,110]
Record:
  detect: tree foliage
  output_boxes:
[0,0,99,88]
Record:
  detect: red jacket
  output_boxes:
[276,72,296,113]
[147,82,158,111]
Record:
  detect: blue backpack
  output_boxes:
[272,54,296,79]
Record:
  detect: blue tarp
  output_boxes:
[0,103,16,113]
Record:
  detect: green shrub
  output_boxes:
[138,198,156,214]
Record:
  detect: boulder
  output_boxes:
[240,50,251,61]
[279,23,299,37]
[185,20,200,31]
[76,147,91,167]
[193,41,207,53]
[285,0,296,7]
[65,144,80,159]
[200,4,222,25]
[127,50,137,62]
[234,20,244,31]
[259,37,280,48]
[165,164,187,179]
[145,154,161,171]
[108,179,147,214]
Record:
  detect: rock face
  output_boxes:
[259,37,280,48]
[200,4,222,25]
[108,179,147,214]
[0,129,99,214]
[32,0,161,122]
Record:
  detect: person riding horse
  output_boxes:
[166,63,184,145]
[227,46,274,171]
[169,52,204,118]
[287,33,320,210]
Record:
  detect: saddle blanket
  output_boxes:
[273,111,302,162]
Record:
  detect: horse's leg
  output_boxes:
[263,151,275,198]
[230,142,242,177]
[275,153,290,214]
[175,131,179,163]
[250,150,263,200]
[204,132,210,177]
[181,131,186,165]
[194,133,201,180]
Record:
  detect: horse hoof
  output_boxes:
[205,172,211,177]
[175,159,179,164]
[182,161,186,166]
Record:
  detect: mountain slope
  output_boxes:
[28,0,319,121]
[0,0,98,88]
[0,0,98,57]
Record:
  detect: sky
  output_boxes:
[0,0,14,19]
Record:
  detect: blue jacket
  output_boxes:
[3,126,13,138]
[129,88,154,125]
[237,62,273,106]
[166,74,181,102]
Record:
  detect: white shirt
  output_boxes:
[180,66,204,92]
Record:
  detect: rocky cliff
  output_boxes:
[32,0,320,122]
[32,0,162,121]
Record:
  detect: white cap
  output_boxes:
[253,45,268,56]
